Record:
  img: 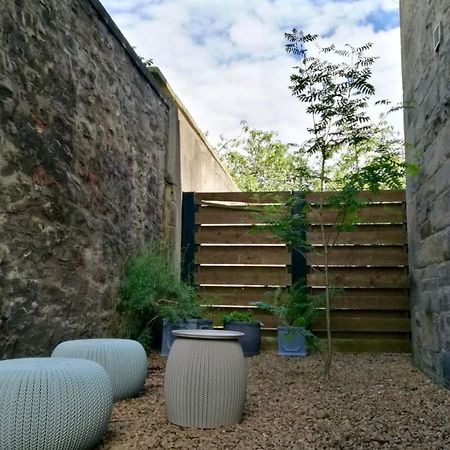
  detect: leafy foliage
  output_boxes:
[217,121,311,191]
[117,242,202,349]
[222,310,258,324]
[279,30,414,378]
[253,281,321,330]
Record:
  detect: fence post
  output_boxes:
[181,192,195,284]
[291,191,307,285]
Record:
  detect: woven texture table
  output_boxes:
[164,330,247,428]
[52,338,147,400]
[0,357,112,450]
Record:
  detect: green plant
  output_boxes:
[253,281,321,337]
[217,121,312,191]
[117,242,202,349]
[264,29,413,378]
[222,310,258,324]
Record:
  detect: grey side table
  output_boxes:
[164,329,247,428]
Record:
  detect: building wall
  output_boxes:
[400,0,450,386]
[0,0,170,357]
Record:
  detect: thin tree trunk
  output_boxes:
[319,153,332,380]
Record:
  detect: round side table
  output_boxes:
[164,329,247,428]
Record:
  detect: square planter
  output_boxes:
[277,326,307,356]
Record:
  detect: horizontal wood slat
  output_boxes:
[308,267,408,288]
[195,266,291,286]
[196,245,290,265]
[195,191,290,204]
[323,338,411,353]
[307,225,407,245]
[196,205,287,225]
[306,204,406,225]
[196,226,283,244]
[307,246,408,267]
[305,190,406,204]
[313,316,411,333]
[310,288,409,310]
[198,286,281,305]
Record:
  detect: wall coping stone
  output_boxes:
[87,0,169,109]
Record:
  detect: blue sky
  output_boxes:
[101,0,403,147]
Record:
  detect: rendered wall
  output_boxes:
[149,68,238,193]
[400,0,450,386]
[0,0,170,357]
[178,112,238,192]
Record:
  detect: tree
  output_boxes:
[217,122,312,191]
[276,30,411,379]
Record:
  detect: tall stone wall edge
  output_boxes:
[86,0,169,108]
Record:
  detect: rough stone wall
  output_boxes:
[0,0,169,357]
[400,0,450,386]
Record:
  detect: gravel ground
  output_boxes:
[97,352,450,449]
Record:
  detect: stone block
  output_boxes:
[442,351,450,385]
[438,262,450,287]
[431,191,450,231]
[439,287,450,311]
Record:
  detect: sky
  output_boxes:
[101,0,403,148]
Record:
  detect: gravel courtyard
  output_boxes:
[98,352,450,449]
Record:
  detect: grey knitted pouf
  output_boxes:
[164,330,247,428]
[0,357,113,450]
[52,338,148,400]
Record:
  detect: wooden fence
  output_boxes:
[182,190,410,353]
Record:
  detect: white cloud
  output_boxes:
[100,0,404,146]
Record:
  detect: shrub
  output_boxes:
[117,242,201,349]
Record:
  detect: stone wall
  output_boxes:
[0,0,170,357]
[400,0,450,386]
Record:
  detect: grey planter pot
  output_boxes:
[277,326,307,356]
[161,319,213,356]
[223,321,261,356]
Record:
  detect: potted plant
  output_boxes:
[118,242,211,355]
[253,281,320,356]
[222,310,261,357]
[159,295,212,357]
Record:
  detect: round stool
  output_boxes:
[0,357,112,450]
[164,329,247,428]
[52,338,147,401]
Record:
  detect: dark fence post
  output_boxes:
[181,192,196,284]
[291,191,307,285]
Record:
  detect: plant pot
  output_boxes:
[277,326,307,357]
[161,319,213,356]
[223,321,261,357]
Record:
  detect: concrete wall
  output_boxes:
[179,112,238,192]
[149,68,238,193]
[400,0,450,386]
[0,0,171,357]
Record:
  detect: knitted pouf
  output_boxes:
[0,357,113,450]
[164,330,247,428]
[52,338,148,400]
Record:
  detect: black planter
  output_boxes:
[223,321,261,356]
[161,319,213,356]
